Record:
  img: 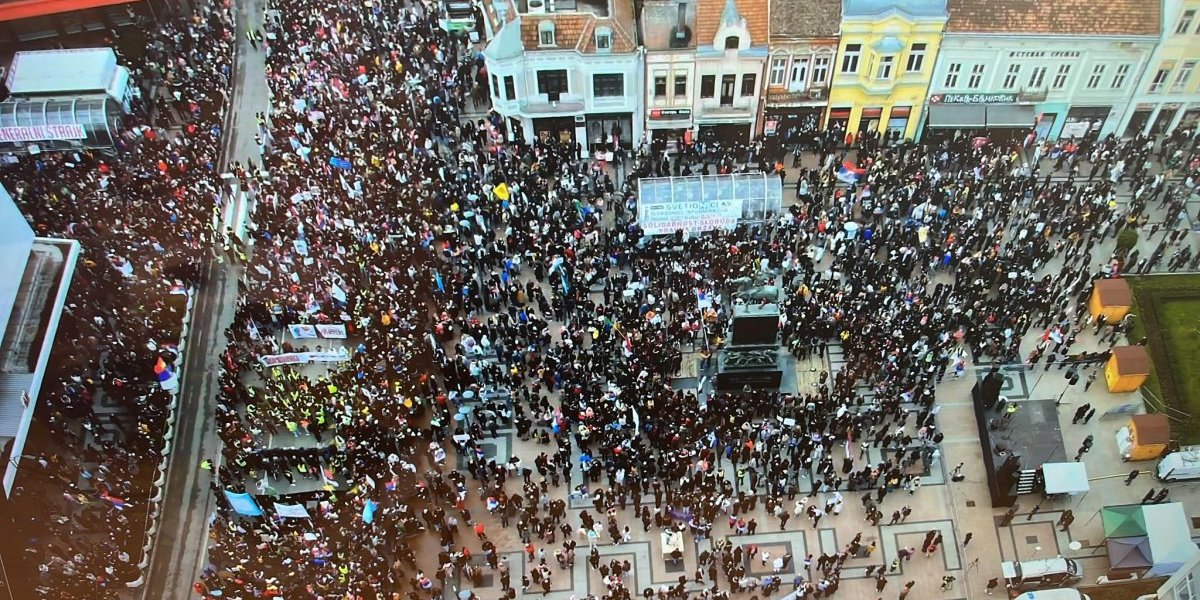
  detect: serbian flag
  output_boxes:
[836,161,866,184]
[385,477,397,492]
[101,492,128,510]
[153,358,172,382]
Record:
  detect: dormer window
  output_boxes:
[595,26,612,51]
[724,36,739,50]
[539,21,556,46]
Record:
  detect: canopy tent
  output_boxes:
[1107,536,1153,570]
[1042,462,1089,495]
[1102,505,1148,538]
[1144,503,1200,577]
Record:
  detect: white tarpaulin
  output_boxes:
[274,502,312,519]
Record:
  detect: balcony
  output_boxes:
[519,94,587,114]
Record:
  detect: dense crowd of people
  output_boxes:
[2,4,235,599]
[2,0,1200,597]
[182,0,1200,598]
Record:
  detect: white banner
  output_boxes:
[258,347,350,367]
[316,324,347,338]
[0,124,86,143]
[288,324,319,339]
[639,198,742,235]
[274,502,311,519]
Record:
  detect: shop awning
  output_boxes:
[986,104,1036,128]
[927,105,985,128]
[0,0,136,22]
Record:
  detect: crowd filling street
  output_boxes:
[2,0,1200,599]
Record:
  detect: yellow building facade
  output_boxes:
[825,0,947,142]
[1122,0,1200,136]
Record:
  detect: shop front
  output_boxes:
[1060,106,1112,141]
[826,106,851,138]
[697,121,752,145]
[647,108,694,153]
[533,116,578,144]
[585,112,633,152]
[921,92,1035,144]
[763,92,825,145]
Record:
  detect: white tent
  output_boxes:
[1043,462,1089,495]
[1144,503,1200,577]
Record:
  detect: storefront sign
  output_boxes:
[0,124,86,143]
[930,93,1018,105]
[1008,51,1080,58]
[649,108,691,120]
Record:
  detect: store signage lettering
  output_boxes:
[1008,51,1080,58]
[929,93,1018,105]
[649,108,691,120]
[0,124,86,143]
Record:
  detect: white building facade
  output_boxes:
[920,36,1157,142]
[1120,0,1200,137]
[483,0,644,151]
[691,0,770,144]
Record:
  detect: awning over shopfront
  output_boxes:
[0,96,119,152]
[927,104,985,128]
[986,104,1036,128]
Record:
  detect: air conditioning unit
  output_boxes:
[526,0,546,14]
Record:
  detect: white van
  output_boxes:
[1002,558,1083,591]
[1157,446,1200,482]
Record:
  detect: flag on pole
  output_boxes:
[100,492,127,510]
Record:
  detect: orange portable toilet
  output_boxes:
[1104,345,1151,393]
[1089,279,1133,323]
[1118,414,1171,461]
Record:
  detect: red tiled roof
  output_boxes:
[946,0,1159,35]
[697,0,769,46]
[520,12,637,52]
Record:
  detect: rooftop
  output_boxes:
[696,0,768,46]
[843,0,947,19]
[946,0,1159,35]
[769,0,841,39]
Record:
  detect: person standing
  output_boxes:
[1124,469,1140,485]
[986,577,1000,595]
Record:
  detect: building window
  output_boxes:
[906,42,926,72]
[1086,64,1105,89]
[812,56,830,84]
[1051,64,1071,89]
[1111,63,1131,88]
[593,73,623,97]
[538,21,556,46]
[701,74,715,98]
[876,55,894,80]
[967,64,985,89]
[504,75,516,100]
[740,72,757,96]
[674,72,687,97]
[841,44,861,73]
[944,62,961,88]
[595,27,612,51]
[789,57,809,91]
[1177,9,1195,34]
[1150,67,1171,93]
[1028,66,1047,88]
[1173,61,1195,91]
[654,74,668,98]
[492,74,500,98]
[770,58,787,85]
[536,69,568,95]
[724,36,740,50]
[1001,63,1020,89]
